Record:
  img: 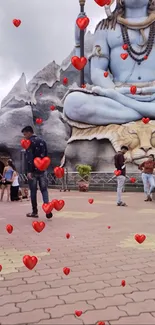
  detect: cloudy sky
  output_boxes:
[0,0,112,102]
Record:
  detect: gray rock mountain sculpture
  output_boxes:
[0,32,94,173]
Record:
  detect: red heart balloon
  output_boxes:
[130,86,137,95]
[36,118,43,125]
[54,167,64,179]
[71,56,87,70]
[54,199,65,211]
[34,157,51,171]
[104,71,109,78]
[107,226,111,229]
[0,265,2,272]
[47,248,51,252]
[144,55,148,60]
[97,322,105,325]
[130,177,136,183]
[120,53,128,60]
[23,255,38,270]
[81,84,86,88]
[76,16,90,30]
[88,198,94,204]
[63,77,68,85]
[6,224,13,234]
[42,202,54,214]
[134,234,146,244]
[75,310,82,317]
[50,105,55,111]
[32,221,45,233]
[94,0,110,6]
[20,139,31,150]
[63,267,70,275]
[13,19,21,27]
[122,44,128,50]
[121,280,126,287]
[142,117,150,124]
[66,233,70,239]
[114,170,121,176]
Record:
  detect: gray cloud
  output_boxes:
[0,0,107,84]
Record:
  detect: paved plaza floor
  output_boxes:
[0,190,155,324]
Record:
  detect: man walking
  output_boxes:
[21,126,53,219]
[114,146,128,207]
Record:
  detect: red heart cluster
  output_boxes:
[130,177,136,184]
[63,267,70,275]
[94,0,110,6]
[120,53,128,60]
[104,71,109,78]
[32,221,45,233]
[63,77,68,85]
[121,280,126,287]
[71,56,87,70]
[66,233,70,239]
[36,118,43,125]
[130,86,137,95]
[88,198,94,204]
[42,199,65,214]
[23,255,38,270]
[20,139,31,150]
[54,167,64,178]
[75,310,82,317]
[34,157,51,171]
[50,105,55,111]
[142,117,150,124]
[6,224,13,234]
[114,170,121,176]
[134,234,146,244]
[76,17,90,30]
[13,19,21,27]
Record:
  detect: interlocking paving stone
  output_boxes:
[0,190,155,324]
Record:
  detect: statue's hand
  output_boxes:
[75,13,87,45]
[92,86,116,97]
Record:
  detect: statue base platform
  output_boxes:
[63,116,155,172]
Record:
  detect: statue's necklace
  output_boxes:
[121,22,155,63]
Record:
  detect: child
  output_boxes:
[10,171,20,201]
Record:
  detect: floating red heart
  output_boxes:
[6,224,13,234]
[94,0,110,6]
[107,226,111,229]
[42,202,54,214]
[0,265,2,272]
[13,19,21,27]
[104,71,109,78]
[50,105,55,111]
[20,139,31,150]
[120,53,128,60]
[71,56,87,70]
[76,16,90,30]
[130,85,137,95]
[36,118,43,125]
[54,199,65,211]
[63,77,68,85]
[114,170,121,176]
[121,280,126,287]
[142,117,150,124]
[144,55,148,60]
[66,233,70,239]
[54,166,64,178]
[75,310,82,317]
[130,177,136,183]
[23,255,38,270]
[47,248,51,252]
[134,234,146,244]
[97,322,105,325]
[122,44,128,50]
[34,157,51,171]
[88,198,94,204]
[32,221,45,233]
[81,84,86,88]
[63,267,70,275]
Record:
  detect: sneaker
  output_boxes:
[46,212,53,219]
[26,212,38,218]
[117,202,127,206]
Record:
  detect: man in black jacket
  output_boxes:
[114,145,128,207]
[21,126,53,219]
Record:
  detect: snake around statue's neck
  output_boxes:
[117,13,155,30]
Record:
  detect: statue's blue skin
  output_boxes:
[64,0,155,125]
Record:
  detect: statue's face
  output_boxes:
[124,0,149,9]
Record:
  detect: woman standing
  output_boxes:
[0,159,15,202]
[10,171,20,201]
[138,154,155,201]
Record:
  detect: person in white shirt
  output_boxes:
[10,171,19,201]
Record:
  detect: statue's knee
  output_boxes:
[64,92,83,118]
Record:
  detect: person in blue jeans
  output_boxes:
[21,126,53,219]
[138,154,155,202]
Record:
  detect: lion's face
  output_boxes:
[112,121,155,165]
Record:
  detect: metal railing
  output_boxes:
[19,171,144,192]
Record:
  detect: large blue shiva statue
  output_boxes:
[63,0,155,125]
